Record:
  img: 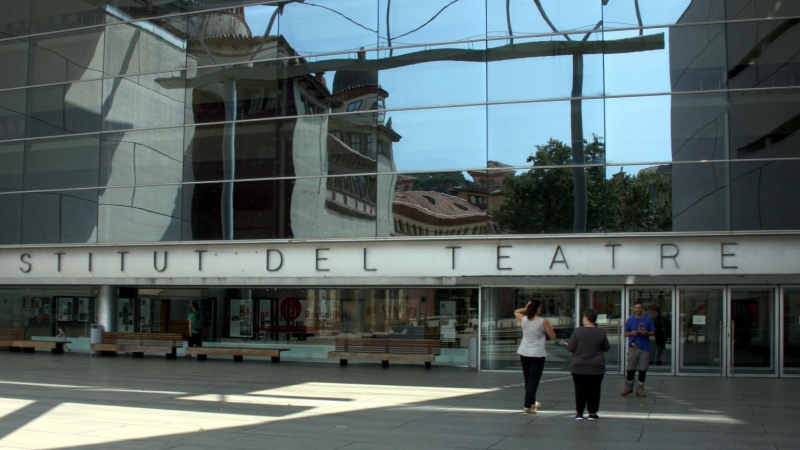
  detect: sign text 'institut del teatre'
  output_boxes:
[1,235,797,285]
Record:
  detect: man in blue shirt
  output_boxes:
[621,300,655,397]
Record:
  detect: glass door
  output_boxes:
[783,288,800,375]
[677,288,725,375]
[729,287,776,376]
[579,288,623,373]
[625,288,674,374]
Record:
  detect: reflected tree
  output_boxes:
[413,172,472,192]
[494,136,671,233]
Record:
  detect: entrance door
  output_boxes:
[579,288,623,373]
[625,288,674,374]
[729,287,776,376]
[677,288,725,375]
[676,286,777,376]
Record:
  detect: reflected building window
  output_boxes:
[349,133,362,152]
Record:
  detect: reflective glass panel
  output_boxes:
[387,105,487,173]
[0,192,22,244]
[0,287,95,338]
[379,0,485,48]
[0,90,26,142]
[25,136,100,193]
[30,0,104,34]
[488,100,605,168]
[487,0,602,41]
[22,191,98,244]
[730,288,775,374]
[481,287,575,371]
[28,28,105,86]
[602,1,698,29]
[783,288,800,374]
[607,93,728,164]
[186,115,378,183]
[731,158,800,231]
[627,288,672,373]
[679,288,724,374]
[488,37,603,102]
[726,19,800,91]
[0,40,29,90]
[98,184,182,243]
[384,171,491,238]
[726,0,800,20]
[25,80,103,138]
[378,42,486,110]
[579,288,622,373]
[0,1,31,38]
[279,0,378,57]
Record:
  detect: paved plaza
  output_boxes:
[0,352,799,450]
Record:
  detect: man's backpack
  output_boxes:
[192,310,207,331]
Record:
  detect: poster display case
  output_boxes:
[230,299,253,338]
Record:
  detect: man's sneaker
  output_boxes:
[620,388,632,396]
[522,407,535,414]
[575,413,584,420]
[635,391,646,397]
[533,401,542,411]
[588,413,599,421]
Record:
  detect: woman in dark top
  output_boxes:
[565,309,610,421]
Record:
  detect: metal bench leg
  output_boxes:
[233,355,243,362]
[23,347,34,353]
[271,356,280,363]
[197,354,207,361]
[9,346,20,352]
[425,362,432,369]
[166,349,177,360]
[133,352,144,358]
[52,345,63,354]
[382,360,389,368]
[340,359,348,367]
[101,351,117,357]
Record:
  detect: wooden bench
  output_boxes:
[11,340,71,354]
[0,328,25,348]
[186,346,290,363]
[91,332,182,359]
[0,328,70,354]
[329,338,441,369]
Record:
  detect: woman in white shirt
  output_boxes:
[515,300,557,414]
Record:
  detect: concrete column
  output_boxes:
[97,286,118,331]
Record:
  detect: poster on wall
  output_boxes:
[118,298,134,332]
[139,298,151,332]
[230,299,253,338]
[78,298,90,322]
[29,297,52,325]
[258,299,271,332]
[57,297,73,322]
[279,297,305,324]
[440,299,456,343]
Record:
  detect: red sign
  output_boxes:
[280,297,302,321]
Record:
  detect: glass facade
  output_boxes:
[1,1,800,374]
[0,0,797,243]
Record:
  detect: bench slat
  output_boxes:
[329,338,441,368]
[0,328,25,340]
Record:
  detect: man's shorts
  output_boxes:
[626,347,650,372]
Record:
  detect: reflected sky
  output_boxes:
[238,0,691,174]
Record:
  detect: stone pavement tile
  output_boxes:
[240,423,506,449]
[0,429,124,450]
